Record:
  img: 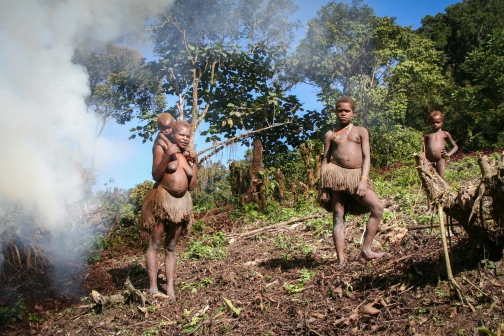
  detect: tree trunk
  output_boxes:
[275,168,286,204]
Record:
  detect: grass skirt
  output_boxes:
[318,162,374,216]
[139,183,193,234]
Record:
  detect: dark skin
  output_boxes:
[147,125,198,299]
[322,102,387,265]
[153,120,193,174]
[423,115,458,213]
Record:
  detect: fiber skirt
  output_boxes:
[318,162,374,216]
[139,183,193,234]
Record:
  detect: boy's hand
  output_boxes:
[441,148,448,157]
[357,179,368,197]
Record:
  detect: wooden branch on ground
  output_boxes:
[408,222,461,230]
[91,277,148,308]
[228,215,324,242]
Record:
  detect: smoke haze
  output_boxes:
[0,0,172,273]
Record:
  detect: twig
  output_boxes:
[437,204,475,312]
[227,215,323,240]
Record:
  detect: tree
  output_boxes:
[449,29,504,149]
[131,0,317,160]
[73,40,166,139]
[417,0,504,84]
[291,1,445,165]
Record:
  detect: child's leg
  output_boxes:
[331,190,347,265]
[435,158,446,179]
[352,190,386,262]
[146,221,165,293]
[164,222,183,299]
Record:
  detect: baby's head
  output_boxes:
[429,111,443,131]
[157,113,175,136]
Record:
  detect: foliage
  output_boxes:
[369,125,423,167]
[290,0,445,166]
[132,0,324,159]
[0,298,27,325]
[283,269,315,294]
[450,30,504,149]
[417,0,504,150]
[72,40,166,139]
[193,162,233,209]
[185,231,227,260]
[123,180,154,226]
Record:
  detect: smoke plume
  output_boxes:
[0,0,172,277]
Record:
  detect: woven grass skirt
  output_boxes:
[139,183,193,234]
[318,163,374,216]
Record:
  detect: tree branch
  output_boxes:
[197,121,292,163]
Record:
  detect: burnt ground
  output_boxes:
[1,210,504,336]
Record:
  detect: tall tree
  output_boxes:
[132,0,316,159]
[450,29,504,149]
[418,0,504,84]
[291,1,444,127]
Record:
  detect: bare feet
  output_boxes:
[359,250,391,263]
[166,286,176,300]
[148,287,159,294]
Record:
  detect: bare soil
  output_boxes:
[1,211,503,335]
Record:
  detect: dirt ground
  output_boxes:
[1,210,503,335]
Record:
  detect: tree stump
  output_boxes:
[414,153,504,260]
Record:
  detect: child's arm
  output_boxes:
[357,128,371,197]
[188,152,198,191]
[444,132,458,157]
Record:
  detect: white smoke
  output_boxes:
[0,0,172,271]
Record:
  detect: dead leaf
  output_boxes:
[359,304,380,315]
[34,305,43,311]
[496,323,504,336]
[449,307,457,318]
[490,279,502,287]
[137,306,148,318]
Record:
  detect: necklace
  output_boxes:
[333,123,353,140]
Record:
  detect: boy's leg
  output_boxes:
[164,222,183,299]
[146,220,165,293]
[435,158,446,179]
[331,190,347,265]
[352,189,387,262]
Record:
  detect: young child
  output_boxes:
[319,96,387,265]
[423,110,458,213]
[140,120,198,299]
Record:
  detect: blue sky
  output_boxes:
[97,0,458,191]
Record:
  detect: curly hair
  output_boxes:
[335,96,356,111]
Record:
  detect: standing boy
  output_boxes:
[319,96,387,265]
[140,120,198,299]
[423,110,458,213]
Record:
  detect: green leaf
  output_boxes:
[223,297,242,316]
